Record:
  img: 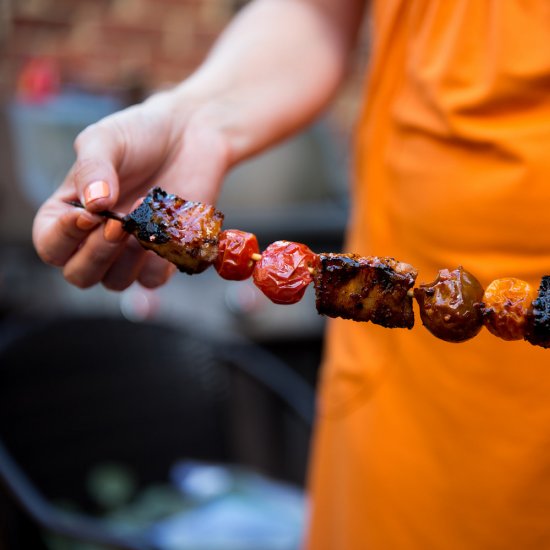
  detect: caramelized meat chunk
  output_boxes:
[122,187,224,274]
[525,276,550,348]
[313,253,417,328]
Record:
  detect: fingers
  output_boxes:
[33,198,172,291]
[33,187,171,291]
[62,220,130,288]
[32,200,103,267]
[138,253,177,289]
[101,239,148,291]
[34,94,232,296]
[72,120,123,212]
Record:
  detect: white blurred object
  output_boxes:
[171,462,234,501]
[150,460,307,550]
[224,279,265,317]
[120,284,161,322]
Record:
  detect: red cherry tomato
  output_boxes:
[253,240,319,305]
[215,229,259,280]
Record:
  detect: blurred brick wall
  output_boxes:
[0,0,368,245]
[0,0,247,102]
[0,0,367,133]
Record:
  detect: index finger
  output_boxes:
[32,197,103,267]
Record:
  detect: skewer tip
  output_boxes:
[65,199,124,223]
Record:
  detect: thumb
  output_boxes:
[72,122,122,212]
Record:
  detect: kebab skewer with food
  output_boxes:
[68,186,550,349]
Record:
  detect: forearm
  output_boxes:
[177,0,367,164]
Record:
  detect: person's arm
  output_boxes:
[32,0,367,291]
[186,0,366,162]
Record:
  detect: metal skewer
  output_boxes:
[66,200,124,223]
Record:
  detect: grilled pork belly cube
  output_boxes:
[122,187,224,275]
[313,253,418,328]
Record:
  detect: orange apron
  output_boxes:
[306,1,550,548]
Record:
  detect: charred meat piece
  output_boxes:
[313,253,417,329]
[525,276,550,348]
[414,266,484,343]
[122,187,224,274]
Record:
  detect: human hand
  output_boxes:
[32,85,231,291]
[32,0,365,292]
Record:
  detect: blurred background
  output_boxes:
[0,1,368,548]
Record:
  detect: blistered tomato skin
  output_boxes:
[414,266,485,343]
[253,240,319,305]
[215,229,260,280]
[482,278,536,341]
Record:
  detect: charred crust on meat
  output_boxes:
[313,253,417,329]
[122,191,171,245]
[525,276,550,348]
[122,187,224,275]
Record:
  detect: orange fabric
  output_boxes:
[306,2,550,549]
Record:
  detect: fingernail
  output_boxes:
[84,180,110,206]
[76,213,100,231]
[104,219,127,243]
